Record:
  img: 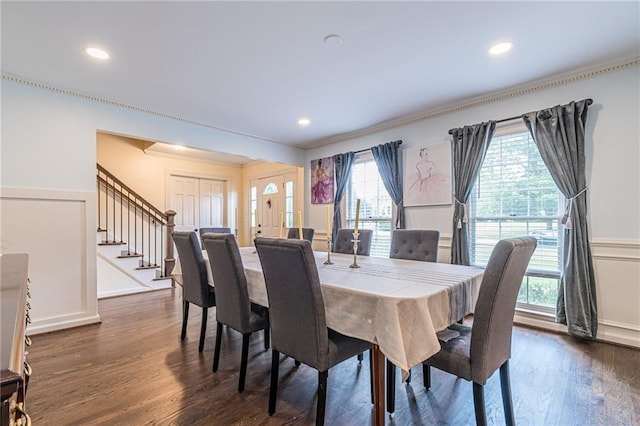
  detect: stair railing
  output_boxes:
[96,163,176,279]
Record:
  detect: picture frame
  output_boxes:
[310,157,335,204]
[403,142,452,206]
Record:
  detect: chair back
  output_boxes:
[287,227,315,242]
[333,229,373,256]
[255,237,329,371]
[470,236,537,384]
[199,227,232,244]
[390,229,439,262]
[202,233,252,332]
[173,231,210,306]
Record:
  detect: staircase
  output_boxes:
[96,164,176,298]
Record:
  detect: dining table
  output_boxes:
[173,244,484,425]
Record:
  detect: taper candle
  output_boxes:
[279,211,283,238]
[354,199,361,233]
[326,205,331,237]
[297,210,303,240]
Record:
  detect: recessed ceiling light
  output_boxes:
[84,46,109,60]
[175,145,186,151]
[298,118,311,126]
[489,42,513,56]
[323,34,342,46]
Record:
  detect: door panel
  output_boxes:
[199,180,224,228]
[169,176,199,232]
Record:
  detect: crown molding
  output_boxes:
[0,72,283,146]
[307,56,640,149]
[4,56,638,152]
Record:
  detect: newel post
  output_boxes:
[164,210,177,283]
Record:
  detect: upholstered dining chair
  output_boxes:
[255,237,370,426]
[389,229,439,262]
[287,227,315,242]
[386,229,440,412]
[421,236,537,426]
[198,227,231,245]
[333,228,373,256]
[172,231,216,352]
[201,233,269,393]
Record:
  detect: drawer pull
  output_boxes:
[16,402,31,426]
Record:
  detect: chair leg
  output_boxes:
[423,364,431,390]
[238,333,251,393]
[212,322,223,372]
[180,301,189,340]
[316,370,328,426]
[198,307,208,352]
[473,382,488,426]
[269,350,280,416]
[357,353,364,362]
[295,360,301,367]
[500,361,515,426]
[386,359,395,413]
[263,327,270,351]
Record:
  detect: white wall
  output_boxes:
[305,64,640,347]
[1,79,305,334]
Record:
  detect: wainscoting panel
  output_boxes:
[0,187,100,334]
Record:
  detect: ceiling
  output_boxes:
[2,1,639,153]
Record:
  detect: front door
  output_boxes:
[257,176,285,238]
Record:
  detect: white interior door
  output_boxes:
[257,176,285,238]
[199,179,224,228]
[169,176,199,232]
[169,175,225,232]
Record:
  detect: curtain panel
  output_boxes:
[450,121,496,265]
[372,140,405,229]
[523,99,597,339]
[331,152,355,248]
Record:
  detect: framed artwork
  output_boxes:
[403,142,452,206]
[310,157,334,204]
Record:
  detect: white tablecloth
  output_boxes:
[173,247,484,374]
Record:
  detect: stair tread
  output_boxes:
[117,254,143,258]
[98,241,127,246]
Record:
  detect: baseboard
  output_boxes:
[28,314,101,336]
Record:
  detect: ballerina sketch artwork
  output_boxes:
[310,157,335,204]
[403,143,452,206]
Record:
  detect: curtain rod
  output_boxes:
[447,98,593,135]
[353,139,402,155]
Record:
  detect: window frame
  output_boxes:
[345,153,393,257]
[468,123,564,314]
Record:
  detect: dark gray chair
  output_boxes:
[390,229,439,262]
[202,233,269,393]
[422,236,537,426]
[199,227,231,245]
[255,237,370,425]
[333,228,373,256]
[386,229,440,411]
[172,231,216,352]
[287,227,315,242]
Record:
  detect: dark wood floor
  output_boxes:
[26,289,639,425]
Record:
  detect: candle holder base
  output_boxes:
[324,237,334,265]
[350,232,361,268]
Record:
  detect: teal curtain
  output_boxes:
[372,140,405,229]
[450,121,496,265]
[523,99,597,339]
[331,152,354,248]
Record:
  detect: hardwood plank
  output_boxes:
[25,289,639,425]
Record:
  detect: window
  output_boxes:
[250,186,257,228]
[285,180,294,228]
[346,155,392,257]
[469,127,563,313]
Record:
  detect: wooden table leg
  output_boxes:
[371,343,385,426]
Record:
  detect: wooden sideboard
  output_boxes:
[1,254,31,425]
